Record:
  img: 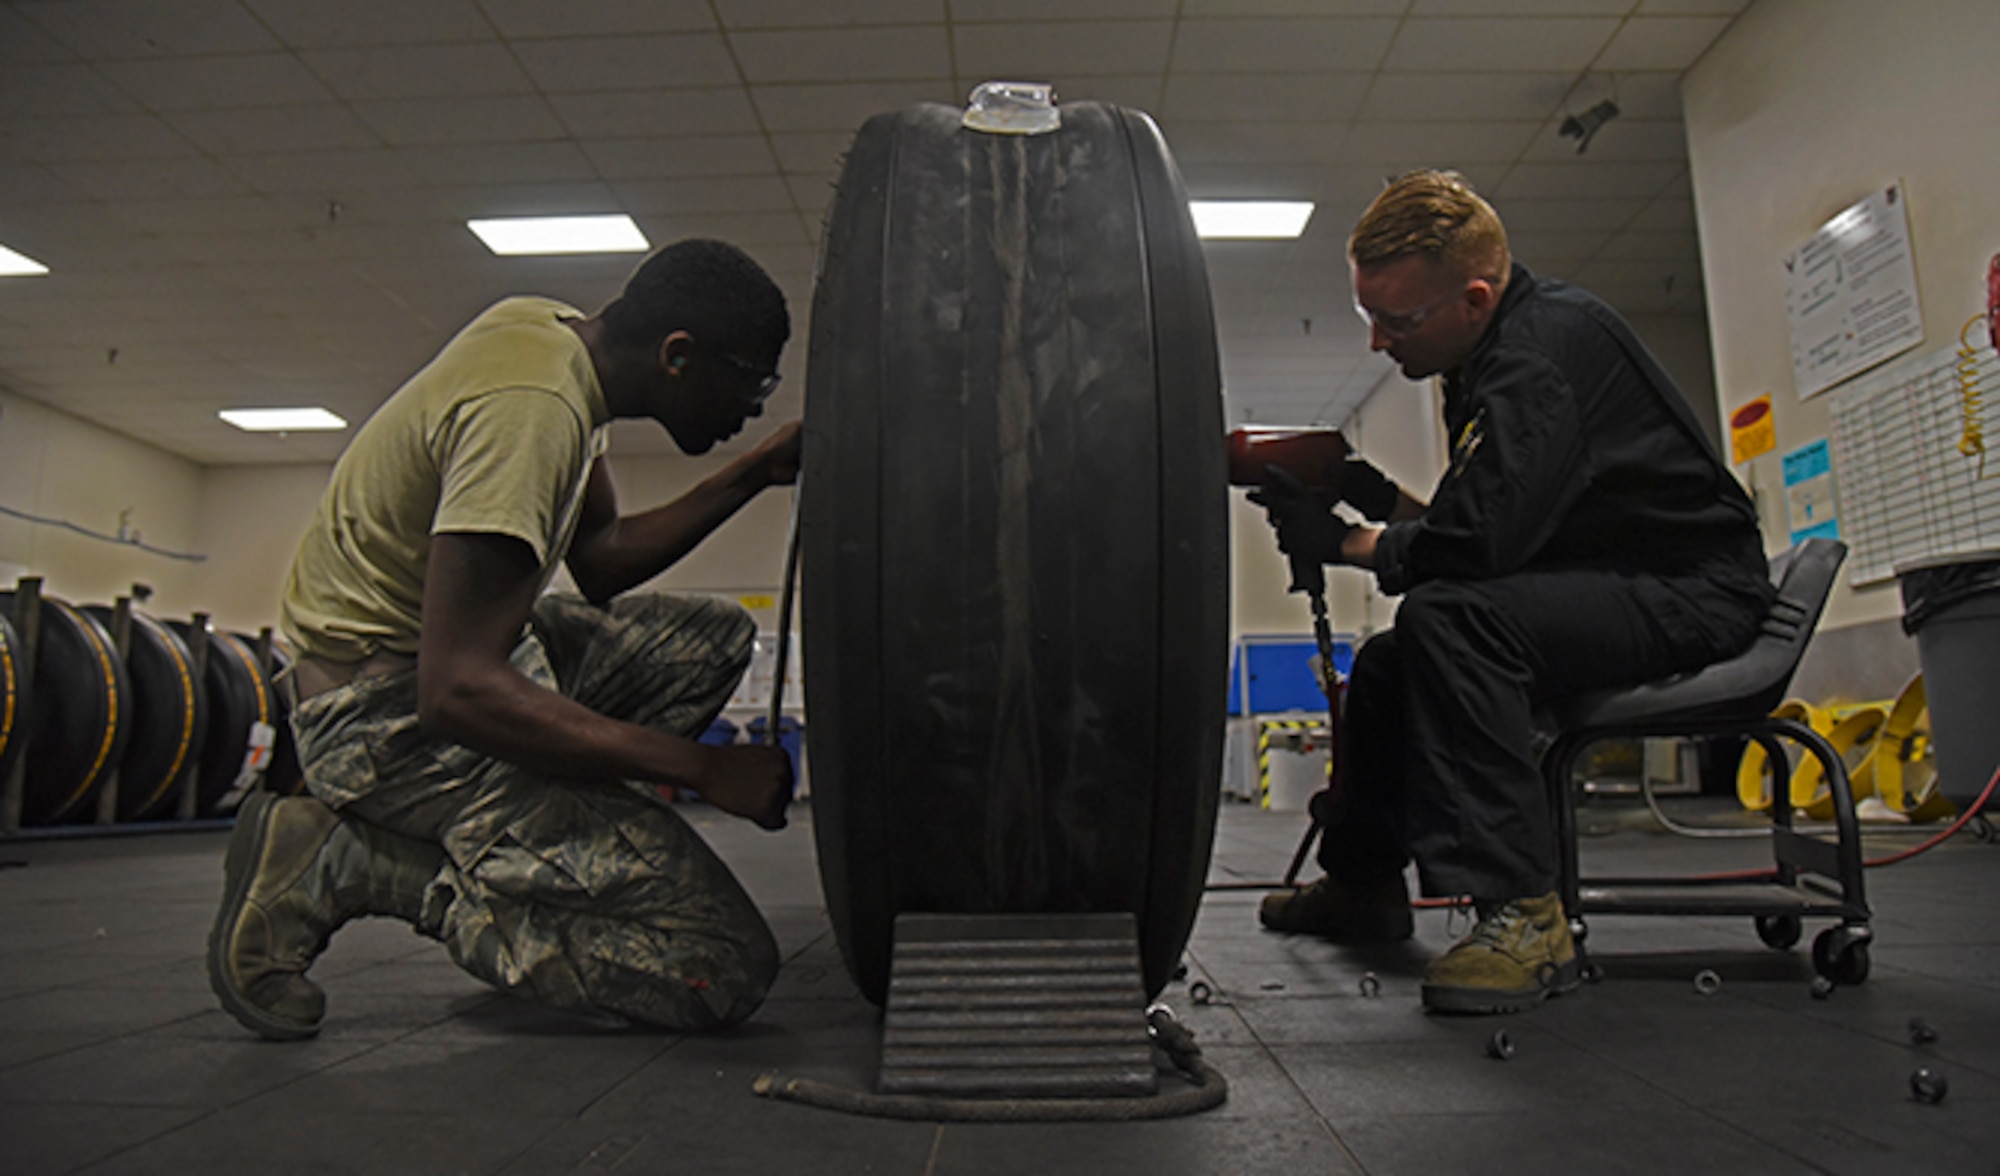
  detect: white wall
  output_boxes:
[190,463,333,634]
[0,388,204,612]
[1683,0,2000,630]
[1,392,798,639]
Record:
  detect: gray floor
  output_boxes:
[2,798,1997,1175]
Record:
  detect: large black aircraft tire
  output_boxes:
[0,612,26,796]
[84,608,204,822]
[0,593,131,826]
[802,100,1228,1004]
[171,623,275,817]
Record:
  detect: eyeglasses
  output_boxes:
[707,348,783,406]
[1353,287,1459,339]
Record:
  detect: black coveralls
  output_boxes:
[1319,263,1773,900]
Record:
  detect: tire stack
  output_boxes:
[0,589,292,830]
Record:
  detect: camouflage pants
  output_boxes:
[289,592,778,1031]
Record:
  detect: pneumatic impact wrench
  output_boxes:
[1227,427,1353,884]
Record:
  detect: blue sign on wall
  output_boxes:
[1228,636,1354,715]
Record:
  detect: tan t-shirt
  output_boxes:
[280,297,610,663]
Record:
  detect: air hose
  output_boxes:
[753,1006,1227,1121]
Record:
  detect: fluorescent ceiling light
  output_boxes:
[467,214,649,256]
[1189,201,1315,240]
[0,244,49,276]
[219,407,348,432]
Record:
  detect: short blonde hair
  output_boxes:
[1348,170,1510,284]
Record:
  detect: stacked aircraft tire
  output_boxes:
[82,607,205,821]
[0,592,131,826]
[0,613,27,801]
[172,622,279,817]
[802,100,1228,1004]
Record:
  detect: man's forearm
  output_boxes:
[421,659,708,786]
[570,454,774,601]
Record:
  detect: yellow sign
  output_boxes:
[1730,395,1776,464]
[738,594,775,610]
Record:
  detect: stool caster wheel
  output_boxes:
[1812,925,1871,985]
[1755,914,1802,950]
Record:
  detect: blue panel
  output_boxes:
[1238,636,1353,715]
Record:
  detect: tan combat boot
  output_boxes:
[1421,891,1579,1014]
[1259,875,1415,941]
[207,790,445,1040]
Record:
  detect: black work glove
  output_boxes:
[1338,456,1402,523]
[1248,465,1352,568]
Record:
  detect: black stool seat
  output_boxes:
[1540,538,1874,987]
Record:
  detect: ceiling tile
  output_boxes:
[768,131,855,175]
[550,89,762,138]
[353,95,566,146]
[1177,161,1332,200]
[1635,0,1749,14]
[1526,117,1687,162]
[424,182,624,219]
[302,44,536,101]
[1170,18,1398,72]
[612,176,798,214]
[0,113,194,162]
[1412,0,1628,12]
[0,63,147,118]
[750,81,957,131]
[1053,76,1167,111]
[955,0,1176,17]
[512,33,741,92]
[1181,0,1405,12]
[1594,229,1702,265]
[1164,121,1342,165]
[1602,72,1688,121]
[397,141,599,186]
[1341,120,1541,164]
[168,104,381,154]
[1629,194,1695,231]
[784,172,840,216]
[97,54,334,111]
[637,211,809,247]
[49,155,251,201]
[716,0,944,26]
[1594,15,1732,71]
[1504,228,1612,264]
[1358,71,1572,121]
[730,26,952,84]
[957,21,1175,80]
[107,194,292,236]
[1487,196,1647,232]
[1495,160,1683,200]
[1383,17,1619,72]
[244,0,490,47]
[222,148,425,194]
[480,0,715,37]
[14,0,280,58]
[0,4,76,63]
[1160,73,1371,123]
[579,135,775,180]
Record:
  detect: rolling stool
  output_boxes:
[1540,538,1873,985]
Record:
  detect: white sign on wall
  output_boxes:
[1784,181,1924,400]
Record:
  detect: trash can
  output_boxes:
[1898,551,2000,811]
[697,716,738,747]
